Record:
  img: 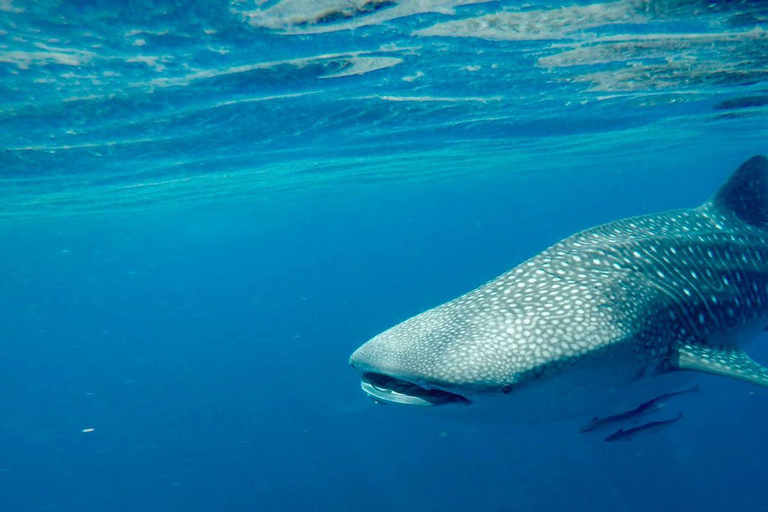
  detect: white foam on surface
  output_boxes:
[213,91,321,108]
[0,48,95,70]
[366,94,501,102]
[572,58,768,92]
[539,28,768,68]
[414,1,643,41]
[321,56,403,78]
[124,29,170,38]
[401,70,424,82]
[240,0,491,34]
[125,55,171,72]
[149,50,404,87]
[536,26,768,92]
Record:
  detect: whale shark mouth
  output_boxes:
[360,372,470,407]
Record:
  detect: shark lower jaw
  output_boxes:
[359,372,471,407]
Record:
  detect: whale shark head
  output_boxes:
[347,269,612,409]
[349,304,504,407]
[350,156,768,411]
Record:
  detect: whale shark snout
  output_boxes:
[349,308,493,406]
[350,302,520,406]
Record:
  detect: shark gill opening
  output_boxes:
[360,372,471,406]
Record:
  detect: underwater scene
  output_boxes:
[2,0,768,511]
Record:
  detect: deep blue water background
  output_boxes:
[3,1,768,511]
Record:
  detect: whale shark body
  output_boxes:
[350,156,768,422]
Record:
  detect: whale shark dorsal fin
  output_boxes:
[673,344,768,388]
[711,155,768,226]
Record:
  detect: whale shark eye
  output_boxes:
[501,384,512,394]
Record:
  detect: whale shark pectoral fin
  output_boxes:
[673,344,768,388]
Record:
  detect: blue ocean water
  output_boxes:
[2,0,768,510]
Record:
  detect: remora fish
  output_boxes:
[604,412,683,442]
[350,156,768,423]
[579,384,699,433]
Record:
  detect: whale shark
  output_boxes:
[350,155,768,422]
